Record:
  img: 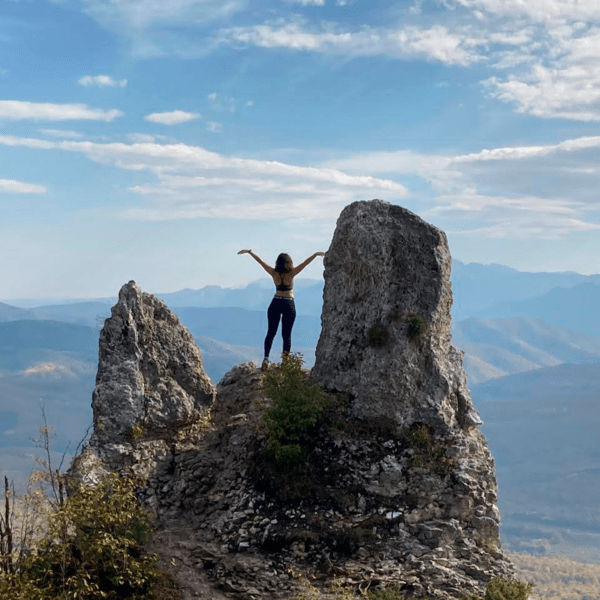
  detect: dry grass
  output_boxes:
[508,551,600,600]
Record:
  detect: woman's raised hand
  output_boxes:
[237,249,251,255]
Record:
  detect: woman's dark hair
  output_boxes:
[274,253,293,274]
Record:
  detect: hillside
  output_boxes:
[472,362,600,559]
[451,260,600,320]
[471,282,600,336]
[452,316,600,383]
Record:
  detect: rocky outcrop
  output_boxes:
[70,281,216,482]
[313,199,481,432]
[71,201,515,599]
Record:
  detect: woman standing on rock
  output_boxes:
[237,249,325,371]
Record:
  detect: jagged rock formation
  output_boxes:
[71,201,515,600]
[70,281,216,482]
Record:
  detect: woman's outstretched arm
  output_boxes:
[292,251,326,276]
[238,249,276,276]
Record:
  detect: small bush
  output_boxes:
[0,472,168,600]
[407,314,428,339]
[484,577,535,600]
[462,576,536,600]
[260,353,332,478]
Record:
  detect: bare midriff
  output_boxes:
[274,273,294,298]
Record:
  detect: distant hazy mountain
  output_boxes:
[467,282,600,336]
[172,306,321,347]
[29,302,113,328]
[157,278,324,316]
[452,316,600,384]
[0,302,33,322]
[451,260,600,320]
[173,306,320,381]
[0,320,99,354]
[4,259,600,324]
[471,360,600,401]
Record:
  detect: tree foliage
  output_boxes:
[0,472,165,600]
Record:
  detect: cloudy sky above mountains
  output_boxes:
[2,0,600,297]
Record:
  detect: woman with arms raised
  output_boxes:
[238,249,326,371]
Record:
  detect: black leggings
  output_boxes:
[264,296,296,358]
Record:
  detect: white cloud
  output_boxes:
[451,136,600,162]
[0,179,46,194]
[221,21,485,66]
[485,66,600,122]
[0,134,408,222]
[39,129,84,139]
[206,121,222,132]
[78,75,127,87]
[323,134,600,238]
[0,101,123,122]
[451,0,600,23]
[144,110,201,125]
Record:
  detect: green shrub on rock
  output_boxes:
[260,353,332,478]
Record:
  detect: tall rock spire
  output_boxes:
[313,199,481,431]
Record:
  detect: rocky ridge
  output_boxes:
[71,200,515,599]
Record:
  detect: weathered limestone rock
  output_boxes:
[70,280,215,480]
[71,204,516,599]
[312,198,481,432]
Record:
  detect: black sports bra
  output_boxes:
[276,272,293,291]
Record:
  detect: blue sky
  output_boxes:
[2,0,600,299]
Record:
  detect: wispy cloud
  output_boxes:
[207,92,235,113]
[39,129,84,139]
[323,134,600,238]
[0,101,123,122]
[220,21,487,66]
[81,0,245,29]
[79,0,246,57]
[144,110,201,125]
[424,192,599,239]
[0,134,408,221]
[127,133,157,143]
[451,136,600,162]
[206,121,222,132]
[78,74,128,87]
[285,0,325,5]
[0,179,46,194]
[484,36,600,122]
[451,0,600,22]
